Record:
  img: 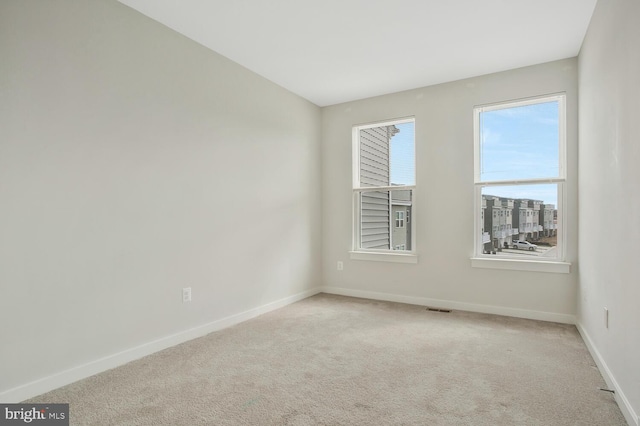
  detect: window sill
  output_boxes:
[470,257,571,273]
[350,251,418,264]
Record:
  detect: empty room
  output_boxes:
[1,0,638,425]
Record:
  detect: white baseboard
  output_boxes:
[320,286,576,324]
[0,287,322,403]
[576,323,639,426]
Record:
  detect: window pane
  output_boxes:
[359,122,414,187]
[479,101,559,182]
[390,122,415,186]
[480,184,558,258]
[359,189,412,250]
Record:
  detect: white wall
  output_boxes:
[578,0,640,423]
[0,0,322,398]
[322,59,579,321]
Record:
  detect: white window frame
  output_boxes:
[350,117,417,264]
[472,94,570,273]
[395,211,405,228]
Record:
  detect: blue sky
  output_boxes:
[480,101,559,206]
[390,122,415,186]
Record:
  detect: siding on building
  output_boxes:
[360,127,393,187]
[361,190,390,248]
[359,126,398,249]
[391,189,412,250]
[541,204,556,236]
[483,196,514,250]
[484,195,557,247]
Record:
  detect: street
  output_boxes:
[499,245,557,258]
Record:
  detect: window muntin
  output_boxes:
[353,118,415,254]
[474,95,565,261]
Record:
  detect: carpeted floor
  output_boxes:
[28,294,627,425]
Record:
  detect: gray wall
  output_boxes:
[322,58,578,319]
[578,0,640,422]
[0,0,322,396]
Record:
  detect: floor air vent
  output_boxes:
[426,307,451,313]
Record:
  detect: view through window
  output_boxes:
[353,118,415,252]
[475,95,565,260]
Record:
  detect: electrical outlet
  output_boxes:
[182,287,192,303]
[604,307,608,328]
[337,261,344,271]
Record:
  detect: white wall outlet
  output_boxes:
[337,261,344,271]
[182,287,192,303]
[604,307,608,328]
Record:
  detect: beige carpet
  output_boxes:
[28,294,626,425]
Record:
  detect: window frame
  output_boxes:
[350,117,417,263]
[472,94,569,272]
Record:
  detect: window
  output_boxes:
[352,118,415,258]
[474,94,566,263]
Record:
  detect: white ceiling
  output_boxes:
[118,0,597,107]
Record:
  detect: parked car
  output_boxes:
[512,240,538,251]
